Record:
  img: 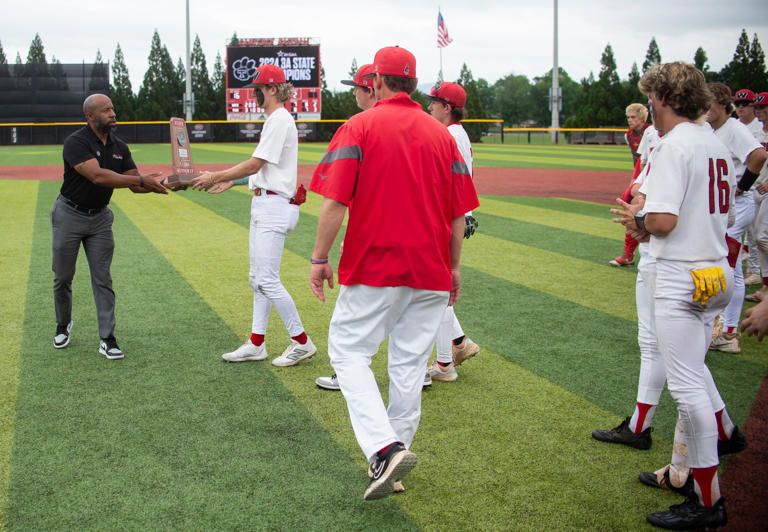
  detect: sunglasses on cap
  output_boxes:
[428,84,453,106]
[734,101,752,108]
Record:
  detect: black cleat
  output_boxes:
[718,426,747,456]
[646,496,726,530]
[592,417,652,450]
[638,467,695,498]
[363,442,417,501]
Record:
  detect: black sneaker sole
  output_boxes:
[591,431,652,450]
[364,451,417,501]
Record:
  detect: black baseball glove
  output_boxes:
[464,214,478,239]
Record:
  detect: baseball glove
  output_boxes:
[464,214,478,239]
[690,266,726,306]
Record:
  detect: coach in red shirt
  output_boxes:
[309,46,478,500]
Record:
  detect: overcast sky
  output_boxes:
[2,0,766,93]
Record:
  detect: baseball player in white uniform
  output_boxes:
[190,64,316,367]
[425,81,481,382]
[612,62,735,530]
[706,83,768,354]
[746,92,768,302]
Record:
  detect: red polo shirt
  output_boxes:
[310,92,479,290]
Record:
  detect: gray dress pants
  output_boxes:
[51,196,116,340]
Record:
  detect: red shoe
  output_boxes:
[609,256,634,267]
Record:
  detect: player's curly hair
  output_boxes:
[262,83,295,103]
[707,82,735,115]
[638,62,712,120]
[625,103,648,121]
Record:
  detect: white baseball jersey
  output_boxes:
[638,125,661,165]
[249,107,299,198]
[757,129,768,185]
[712,117,762,179]
[640,122,735,261]
[448,123,473,178]
[744,117,764,139]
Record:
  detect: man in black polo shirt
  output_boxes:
[51,93,166,359]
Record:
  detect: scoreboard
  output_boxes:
[226,38,321,121]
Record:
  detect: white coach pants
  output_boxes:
[248,194,304,336]
[329,284,448,461]
[651,258,733,468]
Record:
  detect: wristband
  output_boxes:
[634,214,647,233]
[139,175,144,188]
[737,169,759,192]
[310,257,328,265]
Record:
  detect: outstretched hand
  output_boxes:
[143,172,168,194]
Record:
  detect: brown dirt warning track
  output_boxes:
[2,162,765,527]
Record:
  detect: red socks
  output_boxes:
[250,333,265,346]
[692,466,718,507]
[292,332,308,345]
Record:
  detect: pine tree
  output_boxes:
[719,29,750,87]
[190,35,215,120]
[642,37,661,73]
[89,49,109,91]
[456,63,487,136]
[348,58,358,79]
[50,55,69,90]
[111,44,134,121]
[210,51,226,120]
[0,40,9,77]
[228,32,239,47]
[746,33,768,90]
[694,47,709,73]
[25,33,48,80]
[626,62,643,105]
[599,44,620,86]
[136,30,182,120]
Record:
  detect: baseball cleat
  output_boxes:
[452,337,480,366]
[315,373,340,391]
[53,320,73,349]
[609,255,634,267]
[363,443,416,500]
[367,464,405,492]
[99,337,124,360]
[272,336,317,367]
[423,371,432,388]
[427,360,458,382]
[222,340,267,362]
[709,334,740,354]
[638,467,694,498]
[744,272,762,285]
[646,496,726,530]
[718,426,748,456]
[591,416,652,450]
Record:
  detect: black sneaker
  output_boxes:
[591,417,652,450]
[363,442,417,501]
[53,321,73,349]
[99,337,124,360]
[638,467,695,498]
[646,496,726,530]
[718,426,748,456]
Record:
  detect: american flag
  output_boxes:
[437,11,453,48]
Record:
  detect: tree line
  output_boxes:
[1,29,766,128]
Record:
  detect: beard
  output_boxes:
[254,88,265,107]
[94,117,116,134]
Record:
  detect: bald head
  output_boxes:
[83,94,116,136]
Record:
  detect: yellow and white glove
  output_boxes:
[690,267,726,306]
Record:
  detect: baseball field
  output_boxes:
[1,142,765,530]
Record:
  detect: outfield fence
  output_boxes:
[0,120,625,146]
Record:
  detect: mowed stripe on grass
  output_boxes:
[113,189,679,530]
[0,181,38,528]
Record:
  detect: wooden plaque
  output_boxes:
[165,117,198,190]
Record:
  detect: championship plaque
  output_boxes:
[165,117,199,190]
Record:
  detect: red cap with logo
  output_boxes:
[246,64,286,86]
[734,88,756,102]
[428,82,467,107]
[341,64,376,88]
[754,92,768,107]
[366,46,417,79]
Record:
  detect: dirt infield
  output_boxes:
[1,164,631,205]
[2,162,765,526]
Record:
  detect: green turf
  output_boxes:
[1,149,766,529]
[0,142,633,172]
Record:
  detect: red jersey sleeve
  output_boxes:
[310,122,362,205]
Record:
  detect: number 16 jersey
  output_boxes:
[640,121,735,262]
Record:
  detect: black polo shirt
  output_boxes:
[61,125,137,209]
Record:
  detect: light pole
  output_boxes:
[185,0,193,121]
[551,0,560,143]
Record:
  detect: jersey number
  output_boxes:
[708,158,729,214]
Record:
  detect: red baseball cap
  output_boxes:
[341,64,376,88]
[366,46,417,79]
[246,64,286,86]
[754,92,768,107]
[428,82,467,107]
[734,89,756,102]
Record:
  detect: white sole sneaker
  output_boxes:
[53,320,73,349]
[272,338,317,367]
[222,341,267,362]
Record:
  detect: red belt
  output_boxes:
[254,188,278,196]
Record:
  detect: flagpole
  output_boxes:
[438,6,442,81]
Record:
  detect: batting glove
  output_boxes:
[690,266,726,306]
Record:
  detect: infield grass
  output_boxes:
[0,145,765,530]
